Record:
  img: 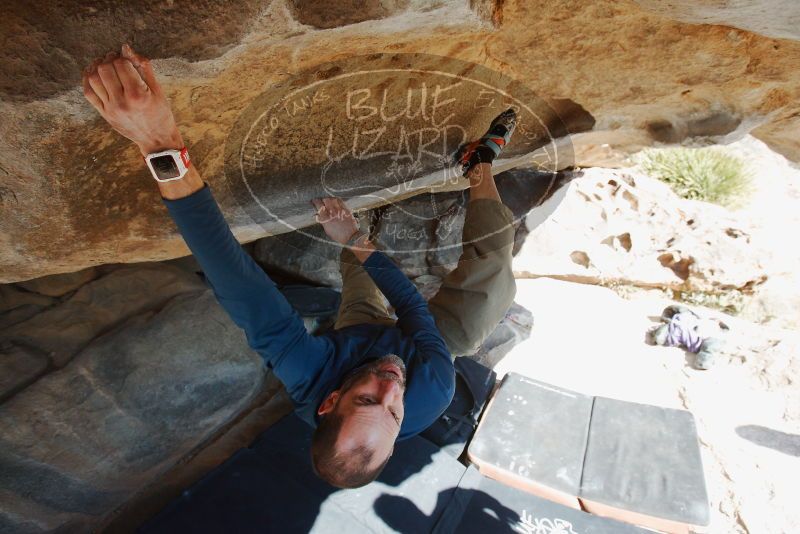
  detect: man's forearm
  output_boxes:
[347,234,424,319]
[348,233,377,263]
[361,250,449,361]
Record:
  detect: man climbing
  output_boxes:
[81,45,516,488]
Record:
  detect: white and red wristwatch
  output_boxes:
[144,147,191,182]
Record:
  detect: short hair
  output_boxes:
[311,412,391,488]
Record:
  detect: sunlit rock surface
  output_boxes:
[513,168,768,293]
[1,0,799,282]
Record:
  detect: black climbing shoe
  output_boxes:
[456,108,517,176]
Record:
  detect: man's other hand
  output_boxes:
[82,44,183,155]
[312,198,360,245]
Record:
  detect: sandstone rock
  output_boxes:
[0,303,49,332]
[253,225,345,288]
[0,264,207,367]
[494,168,569,222]
[718,135,800,330]
[0,344,48,402]
[0,290,264,532]
[373,191,468,282]
[16,266,98,297]
[2,0,800,281]
[289,0,410,29]
[739,272,800,331]
[0,1,266,102]
[254,191,467,291]
[513,168,768,293]
[253,168,559,296]
[633,1,800,41]
[0,286,55,331]
[371,168,561,291]
[0,284,55,337]
[0,285,53,314]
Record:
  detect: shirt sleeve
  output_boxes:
[362,251,453,363]
[162,184,334,405]
[360,252,454,439]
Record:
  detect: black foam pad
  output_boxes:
[468,373,593,497]
[579,397,710,528]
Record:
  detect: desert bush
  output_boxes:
[637,148,751,207]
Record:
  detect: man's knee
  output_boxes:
[436,276,516,356]
[464,199,515,253]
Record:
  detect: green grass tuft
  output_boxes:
[637,147,751,207]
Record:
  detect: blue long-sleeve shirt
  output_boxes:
[163,185,455,440]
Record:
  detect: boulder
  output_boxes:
[253,225,345,288]
[633,0,800,40]
[0,344,48,402]
[513,168,768,293]
[0,264,207,367]
[373,191,468,284]
[2,0,800,281]
[0,285,53,314]
[0,290,264,532]
[253,191,467,292]
[0,285,56,330]
[16,267,98,297]
[739,272,800,331]
[253,168,557,295]
[288,0,410,29]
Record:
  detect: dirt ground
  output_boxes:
[496,276,799,534]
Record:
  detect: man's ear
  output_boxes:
[317,390,340,416]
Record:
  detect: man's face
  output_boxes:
[317,355,407,468]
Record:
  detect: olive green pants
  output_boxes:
[334,198,516,357]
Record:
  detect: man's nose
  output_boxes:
[375,377,402,402]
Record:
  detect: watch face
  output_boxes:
[150,154,180,180]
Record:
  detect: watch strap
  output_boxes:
[178,146,191,168]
